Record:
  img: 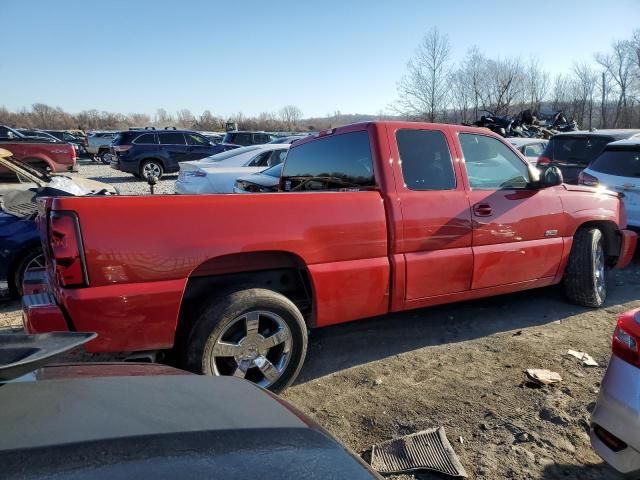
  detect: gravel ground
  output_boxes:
[75,157,178,195]
[2,159,640,479]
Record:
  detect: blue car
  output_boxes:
[0,211,41,298]
[109,129,238,181]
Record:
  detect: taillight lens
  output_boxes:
[114,145,132,153]
[578,171,599,186]
[49,212,87,287]
[537,156,551,167]
[612,310,640,367]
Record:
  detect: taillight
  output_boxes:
[612,310,640,367]
[537,156,551,167]
[114,145,132,153]
[49,211,87,287]
[578,171,599,186]
[70,145,76,161]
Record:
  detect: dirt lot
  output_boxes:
[2,160,640,479]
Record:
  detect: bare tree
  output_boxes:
[394,27,452,121]
[484,57,525,115]
[176,109,195,128]
[525,57,550,111]
[279,105,302,131]
[573,63,598,129]
[154,108,174,127]
[596,40,636,127]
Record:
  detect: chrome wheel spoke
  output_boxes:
[245,312,260,336]
[233,360,251,379]
[212,340,241,357]
[255,356,279,383]
[261,328,289,350]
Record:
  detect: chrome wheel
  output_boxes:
[25,253,45,274]
[595,243,606,298]
[209,310,292,388]
[142,162,162,179]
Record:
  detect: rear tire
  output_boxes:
[11,247,45,297]
[98,150,111,164]
[184,288,308,393]
[563,228,607,307]
[140,159,164,181]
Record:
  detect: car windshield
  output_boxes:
[549,136,613,166]
[262,162,284,177]
[208,146,261,162]
[590,147,640,178]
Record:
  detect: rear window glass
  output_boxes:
[590,148,640,178]
[523,143,545,157]
[396,129,455,190]
[134,133,157,144]
[281,131,375,191]
[545,136,613,166]
[158,132,186,145]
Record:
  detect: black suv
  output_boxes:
[110,129,220,180]
[222,131,274,146]
[538,129,640,184]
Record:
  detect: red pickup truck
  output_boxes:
[23,121,637,391]
[0,126,76,173]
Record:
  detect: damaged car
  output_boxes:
[0,148,117,298]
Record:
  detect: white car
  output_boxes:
[175,144,289,194]
[579,140,640,229]
[507,138,548,164]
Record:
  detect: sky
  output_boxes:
[2,0,639,118]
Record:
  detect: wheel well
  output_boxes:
[175,252,314,352]
[141,157,165,169]
[98,147,110,153]
[576,220,621,265]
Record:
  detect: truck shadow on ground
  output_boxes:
[541,462,625,479]
[295,256,640,385]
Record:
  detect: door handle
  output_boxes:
[473,203,493,217]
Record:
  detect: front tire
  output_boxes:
[564,228,607,307]
[98,150,111,164]
[185,288,308,392]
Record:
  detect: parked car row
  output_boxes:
[0,125,77,174]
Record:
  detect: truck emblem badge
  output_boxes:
[545,229,558,237]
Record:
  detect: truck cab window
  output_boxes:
[396,129,455,190]
[460,133,530,190]
[281,131,375,191]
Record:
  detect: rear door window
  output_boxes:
[185,133,209,146]
[246,151,273,167]
[590,148,640,178]
[460,134,530,189]
[134,133,157,144]
[158,133,186,145]
[281,130,375,191]
[233,133,252,146]
[547,136,613,166]
[396,129,455,190]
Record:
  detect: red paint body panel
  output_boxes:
[22,300,68,334]
[617,229,638,269]
[23,121,637,354]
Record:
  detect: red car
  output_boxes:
[23,121,637,391]
[0,125,76,173]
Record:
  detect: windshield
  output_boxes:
[548,136,613,166]
[590,147,640,178]
[208,146,261,162]
[262,162,284,177]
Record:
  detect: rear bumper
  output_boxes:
[591,355,640,477]
[616,229,638,269]
[22,292,69,333]
[21,273,186,353]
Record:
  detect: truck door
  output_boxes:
[457,133,564,289]
[388,126,473,302]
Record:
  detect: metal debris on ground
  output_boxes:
[567,350,599,367]
[525,369,562,386]
[370,426,467,477]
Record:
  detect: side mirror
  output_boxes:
[540,166,563,187]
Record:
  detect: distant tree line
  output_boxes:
[0,104,308,133]
[394,28,640,129]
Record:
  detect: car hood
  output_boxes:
[236,172,280,188]
[562,183,620,198]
